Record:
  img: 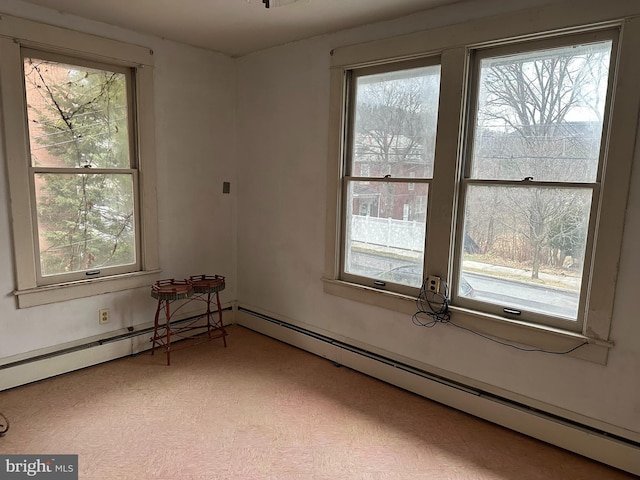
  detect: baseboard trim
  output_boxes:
[236,306,640,476]
[0,306,233,391]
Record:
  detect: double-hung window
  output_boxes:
[456,31,616,331]
[341,59,440,296]
[0,15,159,307]
[325,4,640,361]
[24,51,139,285]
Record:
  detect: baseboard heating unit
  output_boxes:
[236,306,640,476]
[0,306,233,392]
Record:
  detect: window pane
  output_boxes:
[344,181,428,287]
[471,41,611,183]
[34,173,136,276]
[24,57,130,169]
[351,65,441,179]
[459,185,592,320]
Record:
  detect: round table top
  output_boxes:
[151,279,194,300]
[190,274,226,293]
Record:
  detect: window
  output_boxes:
[341,59,441,292]
[456,32,615,331]
[325,5,640,362]
[1,15,159,307]
[24,51,139,285]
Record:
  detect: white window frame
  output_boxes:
[0,15,160,308]
[323,0,640,364]
[340,57,440,297]
[454,29,618,332]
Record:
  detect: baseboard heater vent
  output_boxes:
[237,306,640,475]
[0,307,233,372]
[237,306,480,396]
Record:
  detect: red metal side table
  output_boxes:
[150,276,227,365]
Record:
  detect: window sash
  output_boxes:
[22,48,136,170]
[454,180,600,330]
[346,58,442,180]
[340,177,430,295]
[462,30,618,184]
[30,168,141,285]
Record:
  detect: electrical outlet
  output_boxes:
[99,308,110,325]
[427,276,441,294]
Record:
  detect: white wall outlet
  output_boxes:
[427,276,441,294]
[99,308,110,325]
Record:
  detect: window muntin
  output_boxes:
[22,50,140,284]
[456,33,615,328]
[342,61,441,291]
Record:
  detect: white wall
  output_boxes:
[0,0,237,359]
[236,0,640,440]
[1,0,638,447]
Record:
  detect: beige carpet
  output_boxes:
[0,325,634,479]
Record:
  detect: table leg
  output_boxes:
[165,299,172,366]
[151,299,162,356]
[216,291,227,347]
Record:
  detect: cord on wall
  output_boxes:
[412,277,587,355]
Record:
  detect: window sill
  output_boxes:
[322,278,612,364]
[14,269,162,308]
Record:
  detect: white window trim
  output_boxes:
[0,15,160,308]
[323,0,640,364]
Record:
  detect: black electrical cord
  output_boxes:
[413,277,588,355]
[412,276,451,327]
[445,321,588,354]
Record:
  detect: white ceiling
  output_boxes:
[18,0,468,57]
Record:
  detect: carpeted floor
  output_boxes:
[0,325,634,479]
